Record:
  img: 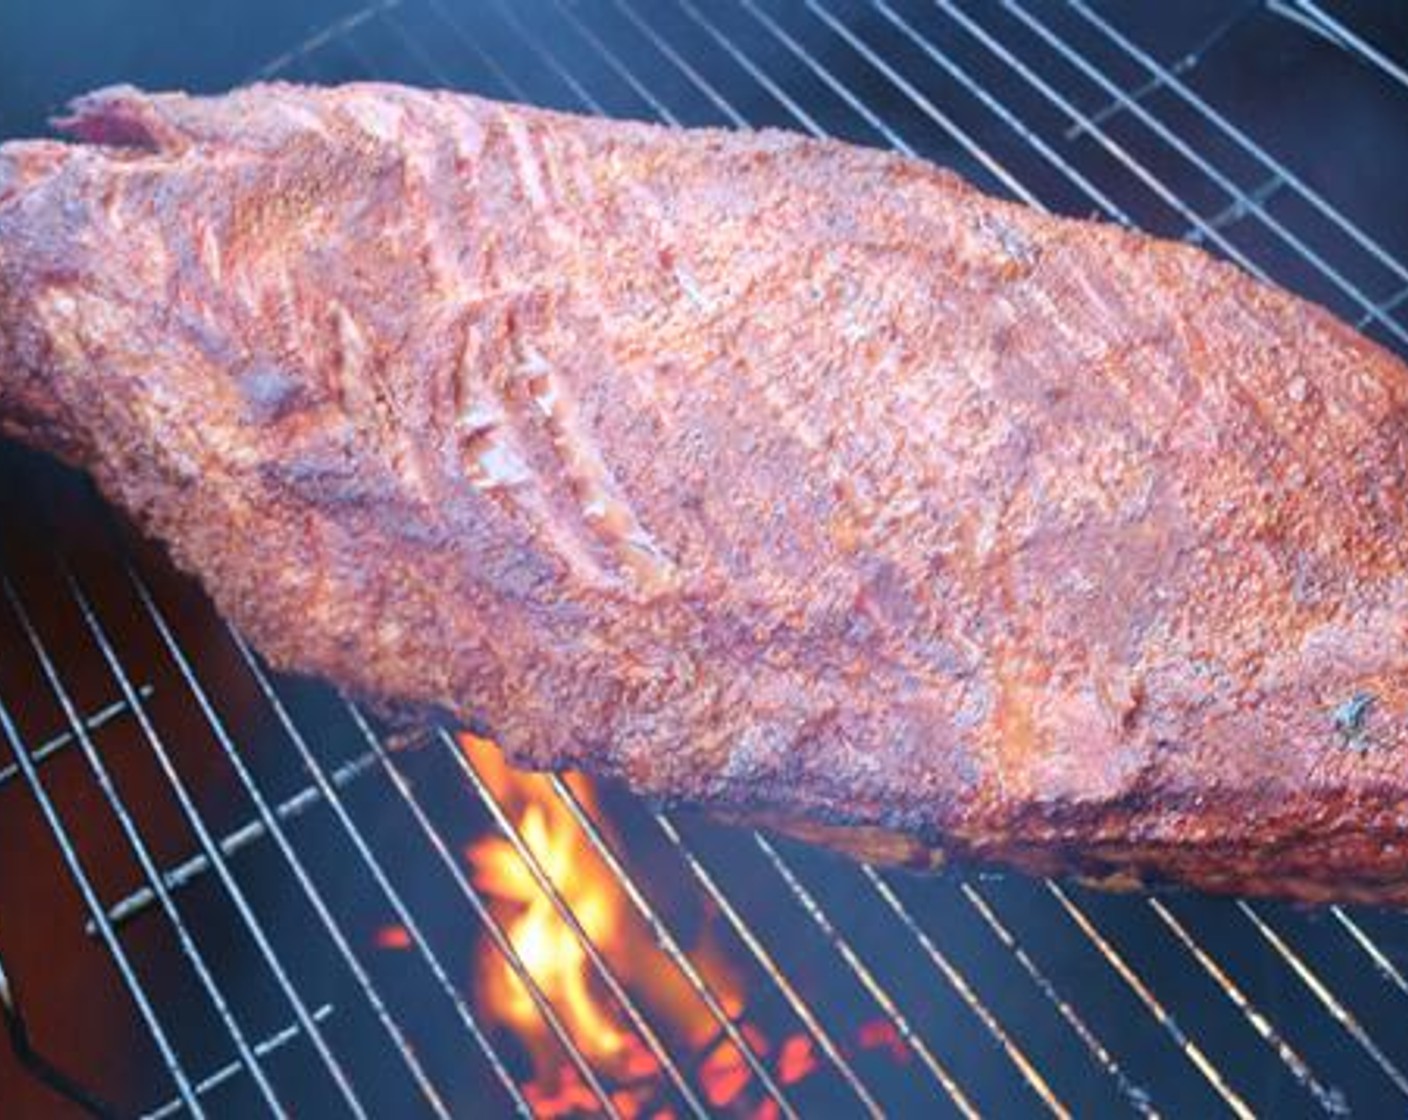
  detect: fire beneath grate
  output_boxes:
[379,735,910,1119]
[4,1,1408,1117]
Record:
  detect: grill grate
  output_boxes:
[2,2,1408,1116]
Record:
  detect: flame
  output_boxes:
[461,733,749,1102]
[443,734,913,1111]
[466,735,631,1072]
[472,802,627,1059]
[698,1023,767,1108]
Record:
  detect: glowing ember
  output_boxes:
[374,924,411,951]
[523,1065,598,1119]
[619,1035,661,1081]
[776,1034,818,1085]
[858,1018,911,1064]
[699,1039,751,1108]
[609,1090,642,1120]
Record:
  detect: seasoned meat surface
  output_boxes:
[2,84,1406,904]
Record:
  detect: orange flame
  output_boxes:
[460,733,748,1103]
[448,735,916,1111]
[472,803,628,1062]
[465,735,630,1071]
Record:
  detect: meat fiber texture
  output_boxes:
[1,83,1406,904]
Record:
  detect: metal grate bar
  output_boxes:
[1360,284,1408,329]
[788,0,1078,204]
[1266,0,1408,93]
[1183,173,1288,244]
[729,0,1043,210]
[959,884,1156,1117]
[250,0,402,81]
[483,0,601,110]
[857,0,1133,223]
[1065,65,1183,142]
[142,1005,336,1120]
[0,690,203,1116]
[670,0,829,135]
[59,565,365,1115]
[548,0,724,130]
[862,867,1070,1118]
[1148,900,1345,1114]
[547,775,798,1118]
[1070,0,1408,311]
[607,0,781,134]
[1234,901,1408,1097]
[1000,0,1408,345]
[752,835,979,1117]
[1063,1,1259,140]
[1048,884,1254,1118]
[1,576,285,1115]
[410,0,519,94]
[0,686,154,789]
[1331,907,1408,998]
[93,750,380,931]
[119,561,445,1119]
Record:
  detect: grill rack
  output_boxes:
[1,1,1407,1115]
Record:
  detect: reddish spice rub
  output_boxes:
[1,84,1406,904]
